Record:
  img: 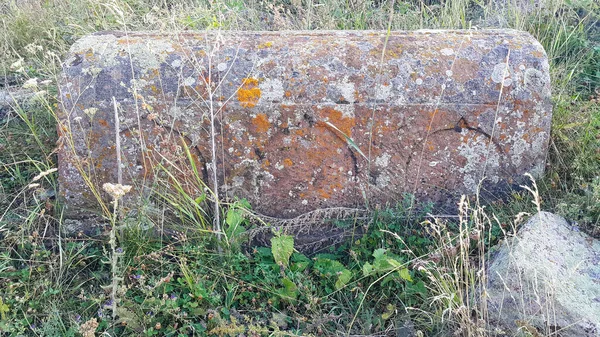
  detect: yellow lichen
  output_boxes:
[237,78,261,108]
[257,41,273,49]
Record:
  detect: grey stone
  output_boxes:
[0,86,36,122]
[485,212,600,336]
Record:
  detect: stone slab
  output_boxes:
[58,30,552,220]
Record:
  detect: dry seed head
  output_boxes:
[32,168,58,182]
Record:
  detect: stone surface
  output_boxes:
[0,86,36,122]
[58,30,551,220]
[485,212,600,336]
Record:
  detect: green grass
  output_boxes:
[1,0,599,336]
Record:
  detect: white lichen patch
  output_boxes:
[168,106,184,119]
[376,172,391,188]
[508,121,528,167]
[183,76,196,86]
[336,104,355,119]
[415,78,423,85]
[171,59,182,68]
[529,162,545,178]
[531,132,548,155]
[446,70,453,77]
[491,63,512,87]
[259,78,284,102]
[458,135,501,193]
[336,77,356,103]
[375,83,392,101]
[524,68,545,92]
[375,153,391,168]
[440,48,454,56]
[130,78,149,90]
[136,39,174,68]
[232,176,245,187]
[217,62,227,72]
[70,34,120,68]
[511,138,527,167]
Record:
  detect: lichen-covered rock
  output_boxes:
[58,30,551,220]
[485,212,600,336]
[1,86,38,122]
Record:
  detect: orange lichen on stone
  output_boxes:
[318,107,356,137]
[318,189,331,199]
[237,78,261,108]
[252,113,271,133]
[283,158,293,167]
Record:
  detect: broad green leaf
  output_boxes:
[271,235,294,267]
[386,257,401,268]
[314,258,346,274]
[398,268,413,282]
[335,269,352,290]
[0,298,9,321]
[225,208,243,227]
[362,262,374,277]
[225,208,246,240]
[372,248,387,260]
[314,258,352,290]
[281,278,298,299]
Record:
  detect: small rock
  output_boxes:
[485,212,600,336]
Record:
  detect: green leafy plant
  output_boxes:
[313,257,352,291]
[362,248,412,283]
[270,231,294,268]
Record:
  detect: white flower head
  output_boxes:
[33,90,47,99]
[24,43,43,55]
[102,183,132,200]
[22,78,39,89]
[84,108,98,119]
[10,59,23,70]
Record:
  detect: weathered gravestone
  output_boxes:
[58,30,551,225]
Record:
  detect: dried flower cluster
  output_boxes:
[79,318,99,337]
[102,183,132,200]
